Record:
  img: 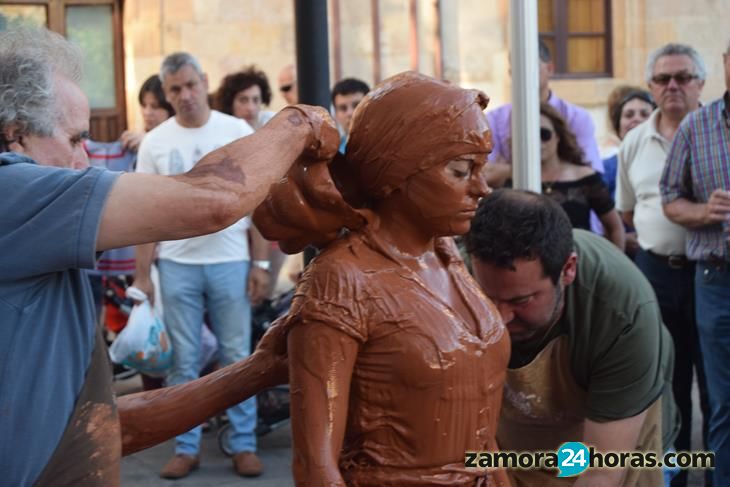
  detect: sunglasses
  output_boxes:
[650,72,699,86]
[279,84,294,93]
[540,127,553,142]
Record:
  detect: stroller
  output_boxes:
[216,288,294,455]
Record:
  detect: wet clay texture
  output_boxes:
[34,330,121,487]
[254,73,510,486]
[284,226,510,486]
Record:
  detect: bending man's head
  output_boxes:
[0,27,90,168]
[466,189,577,343]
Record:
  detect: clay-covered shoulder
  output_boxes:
[289,235,378,343]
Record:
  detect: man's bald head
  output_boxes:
[277,64,298,105]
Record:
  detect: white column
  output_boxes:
[509,0,541,192]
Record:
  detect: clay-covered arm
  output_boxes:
[117,317,289,456]
[97,106,339,251]
[289,322,358,487]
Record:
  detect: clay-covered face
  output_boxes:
[392,153,489,237]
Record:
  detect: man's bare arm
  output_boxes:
[573,409,649,487]
[130,243,156,303]
[97,106,338,251]
[663,190,730,229]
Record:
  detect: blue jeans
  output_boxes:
[159,259,257,455]
[695,261,730,485]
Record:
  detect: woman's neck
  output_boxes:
[376,209,436,258]
[541,155,563,180]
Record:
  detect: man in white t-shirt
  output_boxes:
[133,52,267,479]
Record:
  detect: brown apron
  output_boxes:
[34,329,121,487]
[497,336,664,487]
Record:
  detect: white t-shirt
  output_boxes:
[136,110,255,264]
[616,109,688,256]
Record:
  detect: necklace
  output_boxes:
[543,180,557,194]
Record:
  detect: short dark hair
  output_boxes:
[465,189,574,283]
[331,77,370,105]
[138,75,175,117]
[538,38,552,63]
[540,102,586,166]
[215,65,272,115]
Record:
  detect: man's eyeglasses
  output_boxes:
[540,127,553,142]
[650,72,699,86]
[279,84,293,93]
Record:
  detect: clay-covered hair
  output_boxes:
[253,71,492,253]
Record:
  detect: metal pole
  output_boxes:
[509,0,541,192]
[295,0,331,109]
[294,0,331,264]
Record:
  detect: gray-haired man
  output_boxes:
[616,43,711,487]
[0,27,336,487]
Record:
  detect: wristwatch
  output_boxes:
[252,260,271,271]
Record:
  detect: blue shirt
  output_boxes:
[0,153,119,486]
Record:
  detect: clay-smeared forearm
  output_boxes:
[118,321,289,456]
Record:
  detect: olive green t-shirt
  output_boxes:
[510,230,679,450]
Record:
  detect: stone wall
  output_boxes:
[123,0,730,154]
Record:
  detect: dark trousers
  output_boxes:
[635,250,711,487]
[695,261,730,487]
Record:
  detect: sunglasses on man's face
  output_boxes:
[650,72,699,86]
[279,84,293,93]
[540,127,553,142]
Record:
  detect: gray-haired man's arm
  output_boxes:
[96,106,338,251]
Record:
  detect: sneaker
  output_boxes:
[232,451,263,477]
[159,454,200,479]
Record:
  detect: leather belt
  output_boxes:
[646,250,692,270]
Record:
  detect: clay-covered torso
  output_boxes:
[285,229,511,486]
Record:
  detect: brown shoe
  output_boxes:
[159,454,200,479]
[233,451,263,477]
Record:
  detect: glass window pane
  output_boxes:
[567,36,605,73]
[66,5,116,109]
[568,0,605,33]
[538,0,554,32]
[0,5,47,30]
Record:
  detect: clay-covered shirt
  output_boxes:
[0,153,119,486]
[287,229,511,486]
[509,230,679,449]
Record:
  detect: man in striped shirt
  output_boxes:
[661,39,730,487]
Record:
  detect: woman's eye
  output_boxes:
[452,168,469,178]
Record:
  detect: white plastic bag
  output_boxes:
[109,287,172,376]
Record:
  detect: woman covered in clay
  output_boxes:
[118,72,510,486]
[253,71,510,486]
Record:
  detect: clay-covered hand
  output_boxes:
[253,109,366,254]
[285,105,341,163]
